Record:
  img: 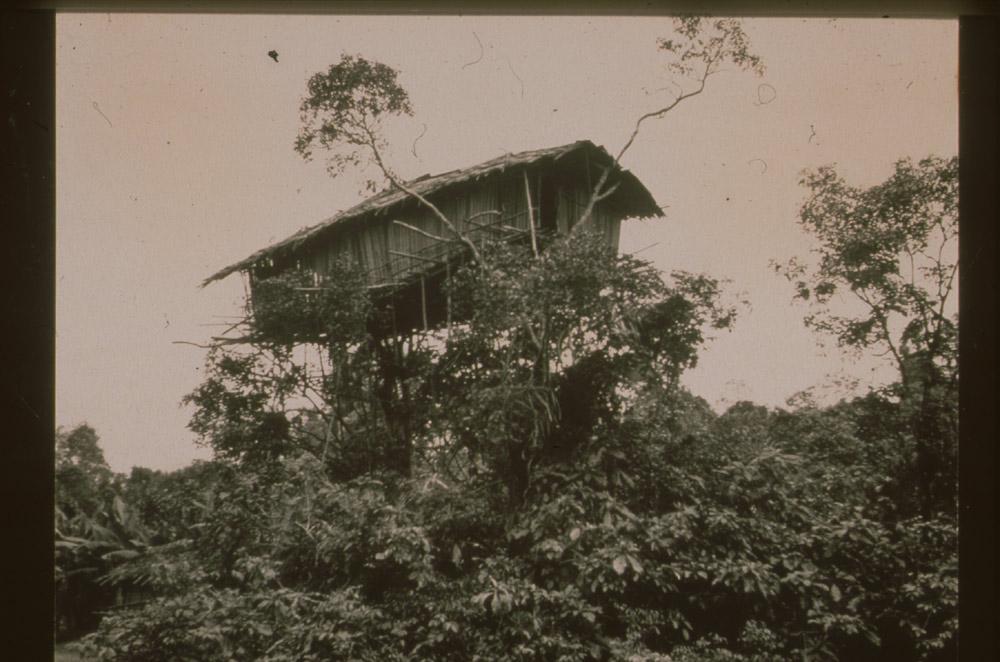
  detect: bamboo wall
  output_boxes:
[300,167,621,288]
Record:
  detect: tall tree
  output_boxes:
[56,424,115,520]
[777,156,958,516]
[293,18,764,259]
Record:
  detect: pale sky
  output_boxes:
[56,14,958,473]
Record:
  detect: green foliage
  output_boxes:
[779,156,957,371]
[75,384,957,660]
[101,167,949,662]
[69,21,956,662]
[249,261,372,346]
[777,155,959,519]
[56,425,131,640]
[659,17,765,78]
[120,462,225,544]
[184,229,738,507]
[432,231,736,507]
[183,349,294,464]
[295,53,413,180]
[56,425,116,520]
[78,584,405,662]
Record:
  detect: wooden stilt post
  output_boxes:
[523,169,539,257]
[445,257,452,335]
[537,172,543,235]
[582,150,593,232]
[390,289,399,338]
[420,275,429,331]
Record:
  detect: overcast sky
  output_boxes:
[56,14,957,473]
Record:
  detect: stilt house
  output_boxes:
[204,140,662,333]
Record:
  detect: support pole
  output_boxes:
[391,291,399,338]
[420,275,429,332]
[445,257,452,334]
[582,149,593,233]
[523,169,539,257]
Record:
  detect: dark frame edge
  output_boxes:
[958,13,999,662]
[0,7,57,660]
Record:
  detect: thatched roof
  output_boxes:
[203,140,663,286]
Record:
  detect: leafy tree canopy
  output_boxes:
[777,155,958,517]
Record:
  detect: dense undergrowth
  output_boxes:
[57,231,957,661]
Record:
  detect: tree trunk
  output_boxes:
[370,335,413,477]
[907,355,957,518]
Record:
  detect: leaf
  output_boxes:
[113,495,128,524]
[612,556,628,575]
[569,527,581,542]
[830,584,842,602]
[451,544,462,565]
[102,549,141,563]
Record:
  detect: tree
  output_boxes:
[188,17,761,496]
[293,18,763,263]
[186,232,739,507]
[776,156,958,517]
[56,424,115,520]
[56,425,117,639]
[55,426,158,640]
[78,19,960,657]
[295,53,482,262]
[575,16,763,230]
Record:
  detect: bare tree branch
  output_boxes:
[359,120,485,266]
